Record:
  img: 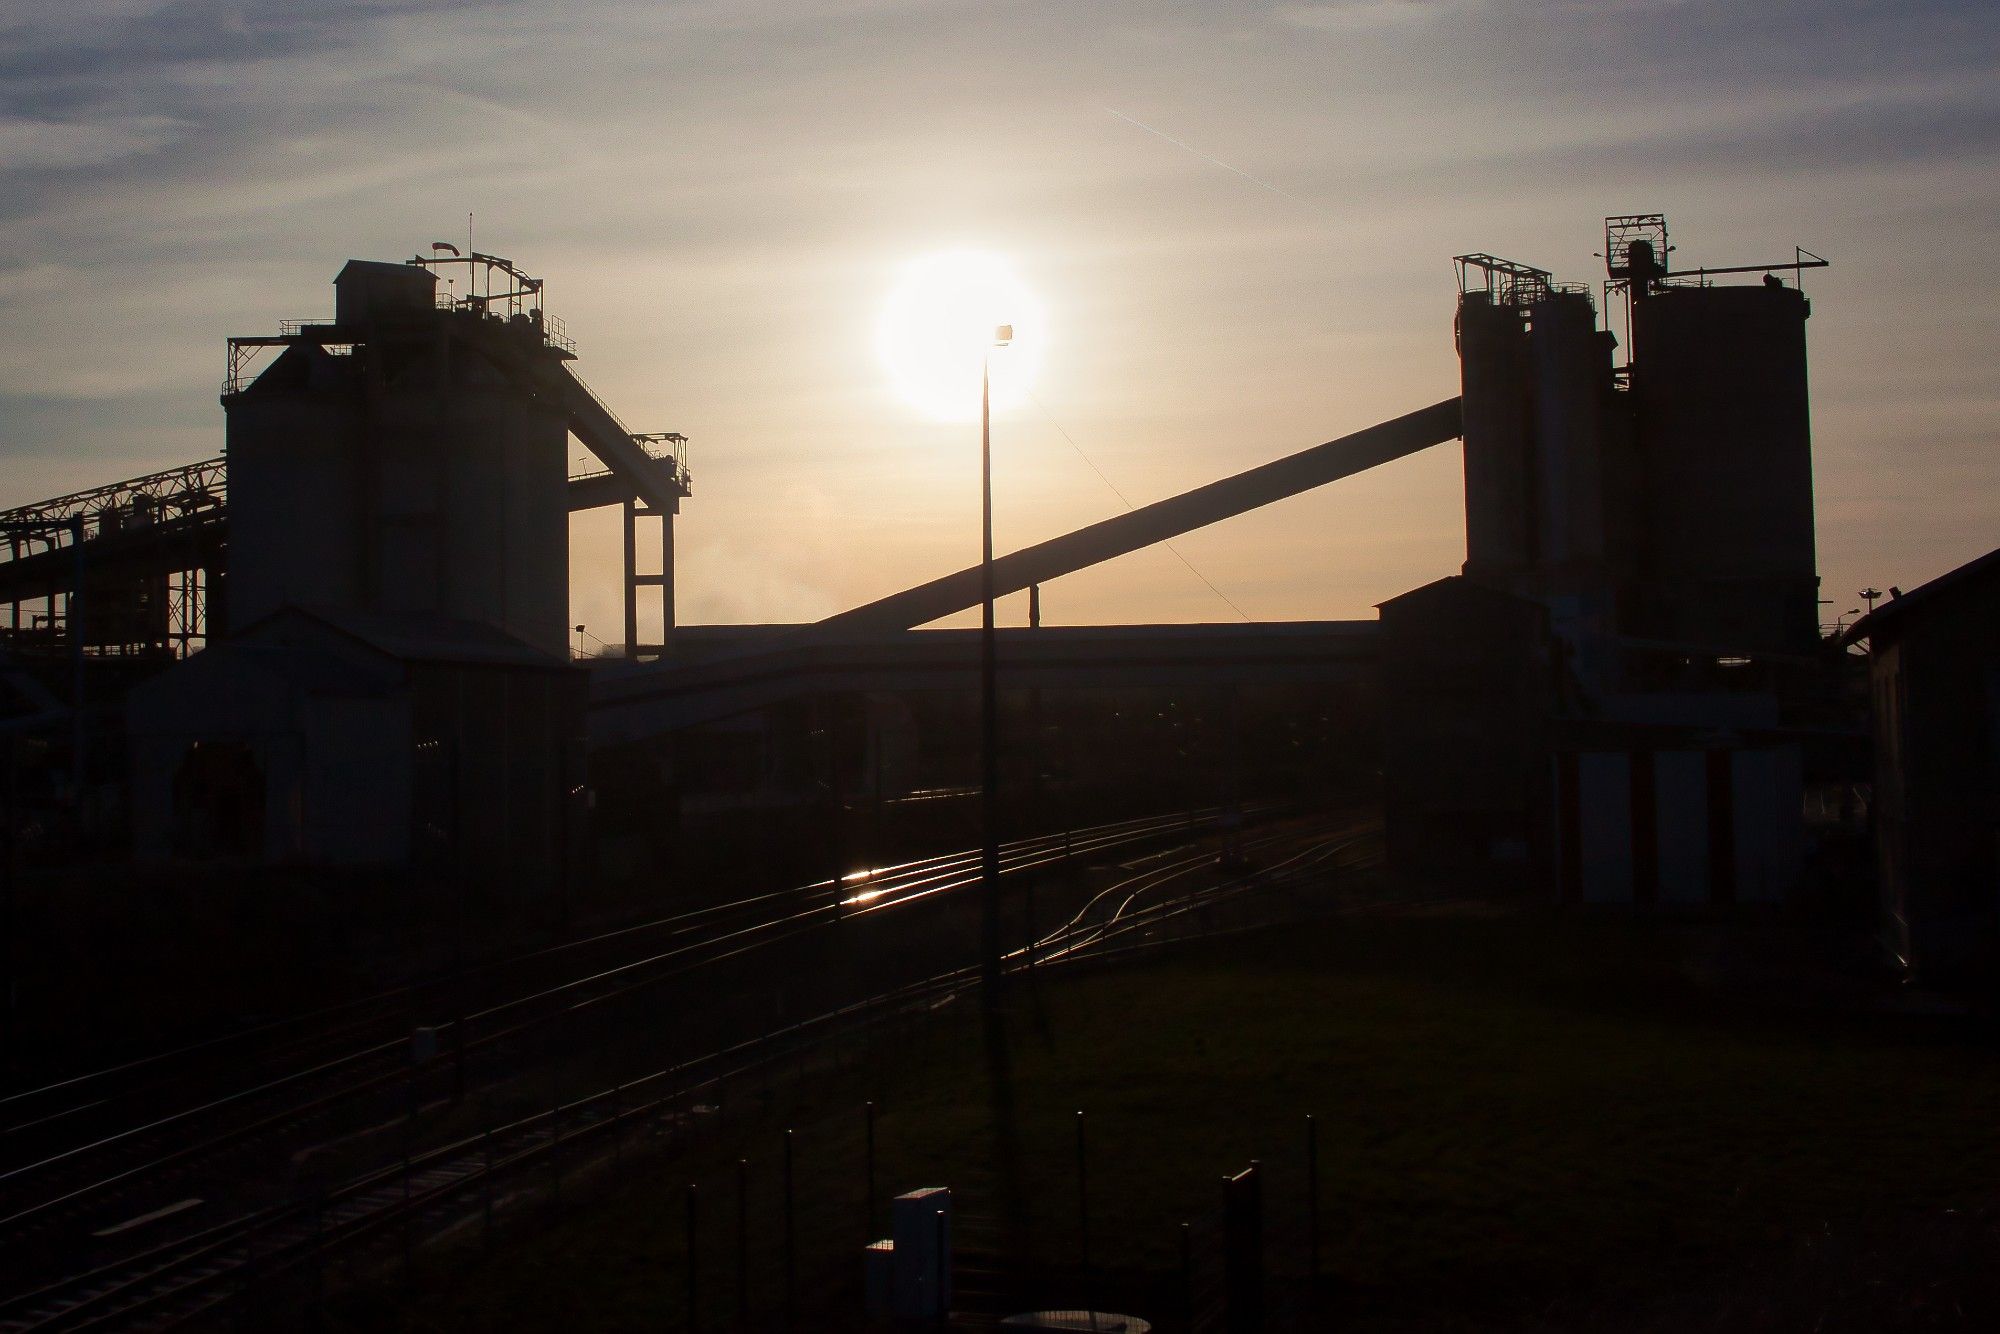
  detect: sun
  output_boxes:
[876,249,1045,421]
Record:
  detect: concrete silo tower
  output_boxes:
[222,256,573,657]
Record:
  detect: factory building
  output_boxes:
[127,605,583,901]
[6,214,1856,922]
[1387,216,1832,904]
[1844,548,2000,990]
[224,259,572,658]
[115,250,678,898]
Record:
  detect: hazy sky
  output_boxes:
[2,0,1995,636]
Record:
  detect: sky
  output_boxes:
[1,0,1995,637]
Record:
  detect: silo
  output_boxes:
[225,259,572,658]
[1526,291,1609,573]
[1457,291,1534,580]
[1631,284,1817,654]
[369,337,569,655]
[225,342,371,624]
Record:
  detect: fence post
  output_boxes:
[310,1192,326,1328]
[1181,1220,1195,1332]
[933,1206,949,1330]
[401,1149,413,1282]
[686,1182,701,1331]
[1305,1114,1320,1284]
[482,1125,495,1247]
[736,1157,750,1329]
[1223,1162,1263,1333]
[551,1102,564,1217]
[865,1100,877,1239]
[784,1128,797,1328]
[1076,1110,1090,1273]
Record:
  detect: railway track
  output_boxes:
[1,811,1377,1332]
[0,805,1294,1321]
[3,808,1226,1167]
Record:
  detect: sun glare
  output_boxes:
[876,250,1044,421]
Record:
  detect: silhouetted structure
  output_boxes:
[5,218,1852,913]
[118,253,685,888]
[1844,547,2000,988]
[1387,216,1831,902]
[127,606,583,898]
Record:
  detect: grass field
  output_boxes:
[330,903,2000,1331]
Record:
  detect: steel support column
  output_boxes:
[622,498,676,661]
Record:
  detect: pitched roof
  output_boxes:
[1842,546,2000,647]
[238,605,567,669]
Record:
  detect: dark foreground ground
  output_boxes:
[328,904,2000,1332]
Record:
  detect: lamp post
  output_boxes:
[980,324,1013,1007]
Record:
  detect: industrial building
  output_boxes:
[1844,548,2000,990]
[0,214,1855,923]
[1387,217,1836,904]
[126,606,584,898]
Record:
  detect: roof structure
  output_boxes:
[1841,546,2000,646]
[237,605,568,670]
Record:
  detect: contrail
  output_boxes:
[1104,107,1307,204]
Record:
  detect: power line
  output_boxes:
[1028,393,1253,623]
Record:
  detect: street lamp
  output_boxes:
[979,323,1014,1006]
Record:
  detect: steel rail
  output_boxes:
[3,807,1220,1145]
[0,806,1257,1241]
[0,817,1365,1331]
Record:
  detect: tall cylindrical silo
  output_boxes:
[1632,284,1817,654]
[1457,292,1534,580]
[1526,291,1609,573]
[225,260,572,658]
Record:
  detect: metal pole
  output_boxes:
[1181,1221,1195,1332]
[661,508,676,657]
[68,518,84,798]
[980,351,1002,1008]
[1306,1114,1320,1284]
[482,1126,495,1246]
[401,1150,413,1281]
[621,496,639,657]
[736,1157,749,1329]
[310,1192,326,1322]
[933,1207,949,1329]
[551,1103,563,1216]
[450,740,467,1104]
[865,1100,877,1238]
[783,1129,797,1327]
[2,735,16,1088]
[686,1183,700,1330]
[1076,1109,1089,1272]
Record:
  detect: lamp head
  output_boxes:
[994,324,1014,346]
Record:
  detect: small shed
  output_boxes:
[1843,547,2000,986]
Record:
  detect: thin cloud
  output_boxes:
[1274,1,1472,35]
[1104,107,1307,204]
[0,113,188,170]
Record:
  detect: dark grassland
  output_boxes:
[331,907,2000,1331]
